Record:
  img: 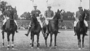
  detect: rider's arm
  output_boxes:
[51,11,54,17]
[49,11,54,19]
[44,11,47,17]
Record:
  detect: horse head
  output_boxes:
[31,14,38,24]
[78,9,86,27]
[54,9,62,20]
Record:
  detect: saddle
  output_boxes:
[4,19,17,31]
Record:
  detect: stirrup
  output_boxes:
[85,34,88,36]
[25,34,28,36]
[74,34,77,36]
[16,31,18,33]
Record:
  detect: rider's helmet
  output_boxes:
[47,5,51,8]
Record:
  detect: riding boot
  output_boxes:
[25,27,31,36]
[16,26,18,33]
[85,27,88,36]
[46,25,49,33]
[74,27,77,36]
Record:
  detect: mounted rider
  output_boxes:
[45,5,54,23]
[44,5,54,33]
[25,4,41,36]
[2,5,18,33]
[74,6,88,36]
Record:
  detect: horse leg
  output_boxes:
[49,34,52,47]
[37,34,40,48]
[82,34,85,48]
[11,32,15,49]
[54,34,57,47]
[2,31,5,46]
[77,34,81,49]
[45,33,49,47]
[31,34,34,48]
[45,38,47,47]
[7,32,10,50]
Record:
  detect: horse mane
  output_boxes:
[78,10,86,27]
[53,10,62,20]
[31,14,39,26]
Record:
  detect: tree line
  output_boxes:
[0,1,89,20]
[0,1,18,20]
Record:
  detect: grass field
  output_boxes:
[0,30,89,51]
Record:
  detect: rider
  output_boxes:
[74,6,88,36]
[2,5,18,33]
[25,4,41,36]
[44,5,54,33]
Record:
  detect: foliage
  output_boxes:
[20,12,31,20]
[0,1,19,20]
[61,11,74,20]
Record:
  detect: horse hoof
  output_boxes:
[82,48,85,49]
[37,47,40,49]
[25,34,28,36]
[11,44,14,47]
[12,48,15,50]
[2,43,4,46]
[7,48,10,50]
[50,47,52,49]
[12,48,17,50]
[49,46,52,49]
[46,45,48,47]
[31,47,33,49]
[54,46,57,48]
[78,48,81,50]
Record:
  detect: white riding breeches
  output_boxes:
[36,17,53,28]
[14,20,18,26]
[74,20,88,27]
[3,19,18,26]
[45,17,53,25]
[3,19,7,25]
[37,17,43,28]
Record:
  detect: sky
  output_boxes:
[1,0,89,17]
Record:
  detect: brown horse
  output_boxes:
[2,8,17,50]
[74,9,88,49]
[28,14,41,48]
[42,9,62,47]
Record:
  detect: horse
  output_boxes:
[29,14,41,48]
[42,9,62,47]
[74,9,88,49]
[2,8,17,50]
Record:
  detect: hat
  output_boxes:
[78,5,82,9]
[33,4,37,7]
[47,6,51,8]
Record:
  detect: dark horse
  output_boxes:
[28,14,41,48]
[74,9,88,49]
[2,8,17,49]
[42,9,62,47]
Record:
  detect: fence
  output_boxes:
[0,20,90,29]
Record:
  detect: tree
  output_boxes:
[0,1,19,20]
[61,11,74,20]
[0,1,7,20]
[0,1,7,12]
[20,12,31,20]
[13,7,19,20]
[84,9,90,21]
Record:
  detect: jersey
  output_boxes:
[31,9,41,17]
[75,10,84,20]
[74,10,88,27]
[45,10,54,18]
